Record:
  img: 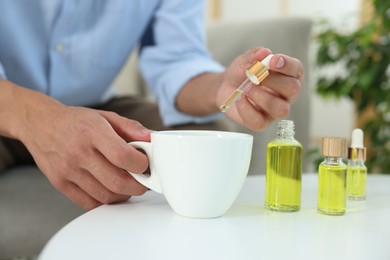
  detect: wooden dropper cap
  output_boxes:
[322,137,347,157]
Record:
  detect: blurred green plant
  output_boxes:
[315,0,390,173]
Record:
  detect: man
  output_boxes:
[0,0,303,210]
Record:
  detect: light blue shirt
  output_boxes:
[0,0,224,126]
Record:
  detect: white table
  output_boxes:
[39,174,390,260]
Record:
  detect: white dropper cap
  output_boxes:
[348,128,366,161]
[351,128,364,148]
[261,54,274,70]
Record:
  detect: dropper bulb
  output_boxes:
[261,54,273,70]
[351,128,364,148]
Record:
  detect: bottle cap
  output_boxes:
[348,128,367,161]
[351,128,364,147]
[245,54,273,85]
[322,137,347,157]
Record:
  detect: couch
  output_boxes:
[0,17,312,259]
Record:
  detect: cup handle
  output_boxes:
[126,141,163,193]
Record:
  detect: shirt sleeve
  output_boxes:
[0,62,7,79]
[139,0,224,126]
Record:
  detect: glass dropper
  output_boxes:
[219,54,273,112]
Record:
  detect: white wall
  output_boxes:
[207,0,361,146]
[215,0,360,27]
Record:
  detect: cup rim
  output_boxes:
[152,130,253,140]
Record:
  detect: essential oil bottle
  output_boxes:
[317,137,347,216]
[347,128,367,200]
[265,120,303,212]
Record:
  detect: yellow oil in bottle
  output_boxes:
[347,166,367,200]
[347,128,367,201]
[265,142,303,212]
[318,164,347,216]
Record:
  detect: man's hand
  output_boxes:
[216,47,304,131]
[175,47,303,132]
[23,105,152,210]
[0,82,153,210]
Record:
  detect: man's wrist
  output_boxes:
[0,80,63,141]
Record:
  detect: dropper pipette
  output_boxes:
[219,54,273,112]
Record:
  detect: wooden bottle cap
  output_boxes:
[322,137,347,157]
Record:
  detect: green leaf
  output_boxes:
[314,2,390,173]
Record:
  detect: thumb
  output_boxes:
[98,111,154,142]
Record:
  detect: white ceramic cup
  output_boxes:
[127,130,253,218]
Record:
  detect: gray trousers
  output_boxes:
[0,96,229,171]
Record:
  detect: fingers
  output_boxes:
[234,95,272,131]
[48,153,146,211]
[249,49,304,80]
[51,178,101,210]
[80,152,148,196]
[98,111,153,142]
[262,54,303,102]
[50,158,144,210]
[85,112,150,205]
[241,47,272,71]
[69,167,139,201]
[246,85,291,119]
[228,48,303,103]
[260,71,302,103]
[232,85,290,131]
[227,47,272,86]
[55,181,131,211]
[94,111,153,173]
[268,54,304,81]
[89,119,150,174]
[93,136,149,174]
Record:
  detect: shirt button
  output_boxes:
[54,44,65,53]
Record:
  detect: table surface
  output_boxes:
[39,173,390,260]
